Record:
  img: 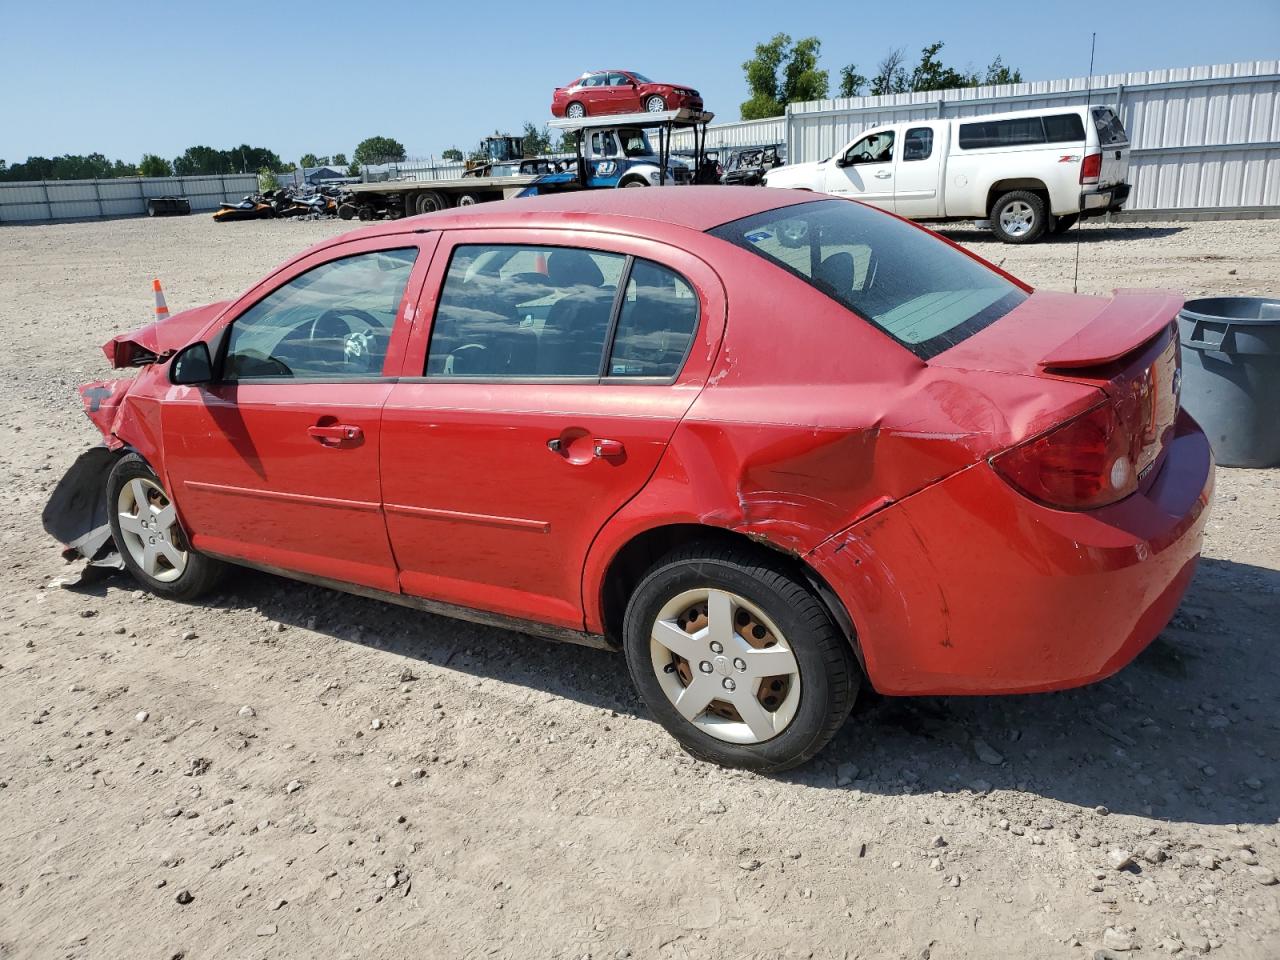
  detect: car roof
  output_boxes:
[333,187,818,244]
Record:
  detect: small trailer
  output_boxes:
[340,108,715,220]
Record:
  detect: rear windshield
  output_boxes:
[1092,107,1128,145]
[958,113,1085,149]
[708,199,1027,360]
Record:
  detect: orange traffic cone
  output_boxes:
[534,252,548,276]
[153,278,170,321]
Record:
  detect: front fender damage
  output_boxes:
[42,446,124,570]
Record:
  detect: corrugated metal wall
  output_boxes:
[668,116,786,152]
[0,174,261,223]
[783,59,1280,213]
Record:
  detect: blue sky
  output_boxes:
[2,0,1277,166]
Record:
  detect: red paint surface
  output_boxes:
[77,188,1213,696]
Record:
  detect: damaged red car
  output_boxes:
[46,188,1213,771]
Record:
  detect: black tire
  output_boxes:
[337,202,356,220]
[566,102,586,119]
[620,178,649,188]
[456,193,480,206]
[1051,213,1079,235]
[622,544,859,772]
[990,190,1048,244]
[645,95,667,113]
[356,206,375,221]
[414,191,447,215]
[106,453,225,601]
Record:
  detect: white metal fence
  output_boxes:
[0,174,261,223]
[675,59,1280,215]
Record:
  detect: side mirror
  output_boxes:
[170,341,213,385]
[835,154,852,168]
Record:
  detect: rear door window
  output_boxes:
[903,127,934,161]
[709,199,1027,360]
[958,116,1046,149]
[425,244,698,380]
[1042,113,1086,143]
[1092,107,1128,145]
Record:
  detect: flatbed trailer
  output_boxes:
[341,109,715,219]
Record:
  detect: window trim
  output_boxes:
[421,242,700,386]
[215,245,421,385]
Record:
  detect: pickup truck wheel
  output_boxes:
[1051,213,1080,234]
[107,454,225,601]
[623,544,859,772]
[645,95,668,113]
[990,191,1047,243]
[566,102,586,118]
[414,191,447,215]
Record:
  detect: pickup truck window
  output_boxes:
[843,132,894,165]
[903,128,934,161]
[709,200,1026,361]
[1092,108,1128,145]
[958,113,1085,149]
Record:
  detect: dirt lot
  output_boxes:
[1,212,1278,960]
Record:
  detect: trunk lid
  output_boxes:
[934,289,1183,484]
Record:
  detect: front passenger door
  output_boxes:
[825,130,896,208]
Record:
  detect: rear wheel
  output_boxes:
[456,193,480,206]
[645,95,668,113]
[990,190,1047,243]
[337,202,356,220]
[107,454,225,601]
[356,205,375,221]
[623,544,859,772]
[566,102,586,119]
[414,191,447,215]
[1051,213,1080,234]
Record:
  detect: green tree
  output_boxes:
[300,152,319,168]
[983,56,1023,85]
[871,48,909,95]
[838,64,869,98]
[520,122,555,156]
[441,147,463,162]
[909,41,973,92]
[740,33,829,119]
[347,159,361,178]
[258,168,279,191]
[353,136,406,166]
[139,154,173,177]
[332,152,348,166]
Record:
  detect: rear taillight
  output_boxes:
[991,401,1139,510]
[1080,152,1102,184]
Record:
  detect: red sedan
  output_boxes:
[551,70,703,118]
[49,188,1213,771]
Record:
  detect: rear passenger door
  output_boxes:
[893,123,944,219]
[380,230,726,629]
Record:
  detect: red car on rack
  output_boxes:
[48,188,1212,773]
[551,70,704,118]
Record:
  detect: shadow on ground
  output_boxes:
[77,555,1277,826]
[936,224,1185,245]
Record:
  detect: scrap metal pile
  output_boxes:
[212,186,344,223]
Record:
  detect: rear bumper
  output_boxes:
[808,410,1213,695]
[1081,182,1131,216]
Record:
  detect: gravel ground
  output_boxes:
[1,212,1278,960]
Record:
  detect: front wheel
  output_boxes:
[623,545,859,772]
[645,95,668,113]
[107,454,225,601]
[990,190,1048,243]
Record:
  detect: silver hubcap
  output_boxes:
[649,589,801,744]
[568,104,584,117]
[117,477,188,582]
[999,201,1036,236]
[647,97,665,112]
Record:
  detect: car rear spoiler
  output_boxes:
[1039,290,1183,370]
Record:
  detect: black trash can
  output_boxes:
[1177,297,1280,468]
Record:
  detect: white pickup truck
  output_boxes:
[763,105,1131,243]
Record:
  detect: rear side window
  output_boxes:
[903,127,934,161]
[1093,107,1128,145]
[957,114,1084,149]
[426,244,697,380]
[709,199,1027,361]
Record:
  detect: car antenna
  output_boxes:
[1073,31,1097,295]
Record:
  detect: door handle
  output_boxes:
[308,423,363,447]
[593,438,624,459]
[874,170,892,180]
